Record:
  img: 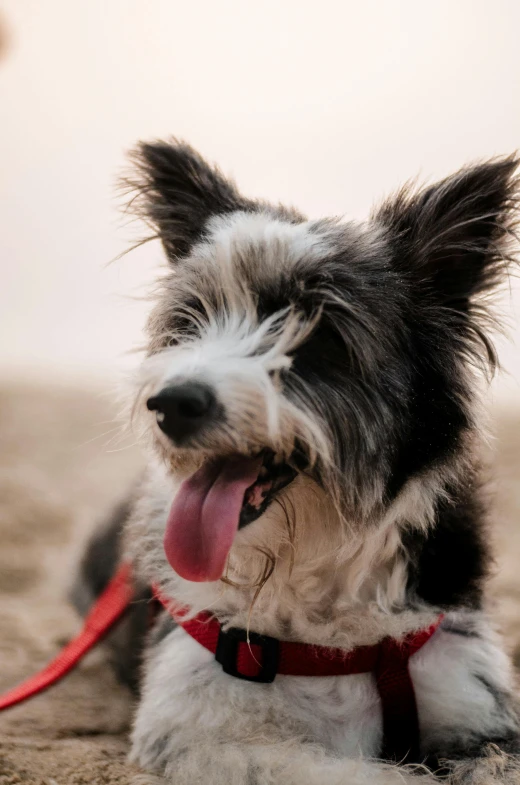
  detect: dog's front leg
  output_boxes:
[132,739,440,785]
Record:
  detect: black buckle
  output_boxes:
[215,626,280,683]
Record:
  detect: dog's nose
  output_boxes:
[147,382,218,444]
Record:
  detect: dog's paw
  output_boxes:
[446,743,520,784]
[130,775,168,785]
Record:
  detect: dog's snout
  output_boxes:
[147,382,218,444]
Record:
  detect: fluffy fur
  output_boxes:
[76,140,520,783]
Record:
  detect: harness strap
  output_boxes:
[375,632,432,762]
[156,586,442,762]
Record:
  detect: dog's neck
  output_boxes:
[129,464,442,651]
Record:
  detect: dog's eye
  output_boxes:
[289,319,348,380]
[163,297,209,347]
[177,296,207,322]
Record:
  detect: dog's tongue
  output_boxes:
[164,455,263,582]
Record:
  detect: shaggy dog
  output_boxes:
[76,141,520,784]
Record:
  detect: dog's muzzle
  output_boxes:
[147,382,219,445]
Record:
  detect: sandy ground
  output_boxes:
[0,381,519,784]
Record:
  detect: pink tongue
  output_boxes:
[164,455,263,582]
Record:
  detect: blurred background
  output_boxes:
[1,3,520,782]
[1,0,520,401]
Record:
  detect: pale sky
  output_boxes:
[1,0,519,405]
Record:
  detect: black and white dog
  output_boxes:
[76,141,520,784]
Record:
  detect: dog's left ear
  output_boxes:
[126,139,249,260]
[376,157,519,311]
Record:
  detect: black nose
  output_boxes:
[147,382,218,444]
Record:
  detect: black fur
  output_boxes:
[403,476,490,609]
[73,500,131,600]
[71,497,151,693]
[377,159,519,496]
[125,139,303,260]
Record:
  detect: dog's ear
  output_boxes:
[127,139,248,260]
[376,157,519,311]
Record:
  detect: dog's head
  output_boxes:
[128,141,518,589]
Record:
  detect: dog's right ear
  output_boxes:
[127,140,248,260]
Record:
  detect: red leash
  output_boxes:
[0,562,442,762]
[0,562,133,711]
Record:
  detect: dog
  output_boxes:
[75,140,520,784]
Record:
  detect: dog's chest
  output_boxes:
[138,628,384,759]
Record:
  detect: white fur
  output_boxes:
[131,625,428,785]
[411,612,519,752]
[204,212,335,280]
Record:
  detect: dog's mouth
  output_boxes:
[163,450,297,583]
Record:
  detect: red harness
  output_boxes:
[0,562,442,763]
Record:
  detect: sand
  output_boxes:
[0,381,519,783]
